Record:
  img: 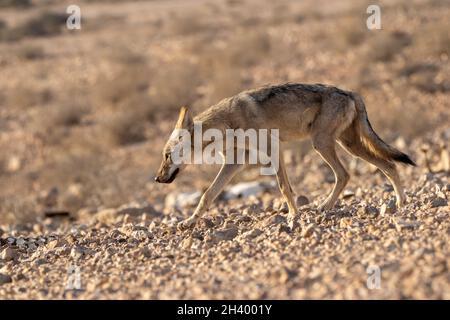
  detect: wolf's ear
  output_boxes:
[175,106,193,130]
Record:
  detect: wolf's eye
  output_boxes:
[165,153,171,161]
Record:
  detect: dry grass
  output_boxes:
[366,31,412,62]
[47,102,88,127]
[7,86,53,109]
[2,11,66,42]
[102,111,147,146]
[149,62,201,114]
[94,49,150,108]
[15,44,46,60]
[0,0,31,8]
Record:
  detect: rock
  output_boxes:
[95,209,118,224]
[342,190,355,199]
[1,247,17,261]
[0,273,12,285]
[223,181,271,200]
[242,204,261,215]
[430,197,447,208]
[212,227,238,241]
[16,237,26,247]
[394,219,421,232]
[47,239,67,250]
[264,214,286,227]
[380,200,396,216]
[165,191,201,209]
[243,228,263,239]
[6,156,21,173]
[70,246,94,260]
[301,224,315,238]
[181,237,193,249]
[296,195,309,207]
[131,230,151,241]
[360,205,379,216]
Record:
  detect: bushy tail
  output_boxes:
[351,93,416,166]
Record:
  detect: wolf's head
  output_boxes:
[155,106,194,184]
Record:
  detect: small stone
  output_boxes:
[296,195,309,207]
[394,219,421,232]
[430,197,447,208]
[302,224,315,238]
[243,228,263,239]
[212,227,238,241]
[342,190,355,199]
[1,247,16,261]
[16,238,26,247]
[70,246,93,260]
[6,156,21,173]
[362,205,379,216]
[0,273,12,285]
[181,237,193,249]
[264,214,286,227]
[380,201,396,216]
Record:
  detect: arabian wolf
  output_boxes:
[155,83,415,230]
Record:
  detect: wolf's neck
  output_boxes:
[193,108,231,134]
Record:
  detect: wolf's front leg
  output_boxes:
[275,152,298,230]
[177,163,244,231]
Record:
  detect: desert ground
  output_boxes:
[0,0,449,299]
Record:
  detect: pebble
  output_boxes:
[212,227,238,242]
[1,247,17,261]
[0,273,12,286]
[430,197,447,208]
[301,224,315,238]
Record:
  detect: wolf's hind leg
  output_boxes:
[312,134,350,211]
[177,162,243,231]
[339,129,405,208]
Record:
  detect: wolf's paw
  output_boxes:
[177,217,197,231]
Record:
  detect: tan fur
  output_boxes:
[155,83,415,231]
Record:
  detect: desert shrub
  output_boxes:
[0,0,31,8]
[415,22,450,58]
[15,44,45,60]
[149,62,201,115]
[103,112,147,146]
[96,67,149,106]
[8,86,53,109]
[166,11,209,36]
[95,48,150,108]
[366,31,412,62]
[225,29,272,67]
[48,103,88,127]
[5,11,66,41]
[335,16,368,48]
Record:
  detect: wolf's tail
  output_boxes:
[350,93,416,166]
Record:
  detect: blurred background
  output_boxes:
[0,0,449,224]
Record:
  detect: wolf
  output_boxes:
[155,83,415,230]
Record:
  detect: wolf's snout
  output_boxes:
[154,176,161,183]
